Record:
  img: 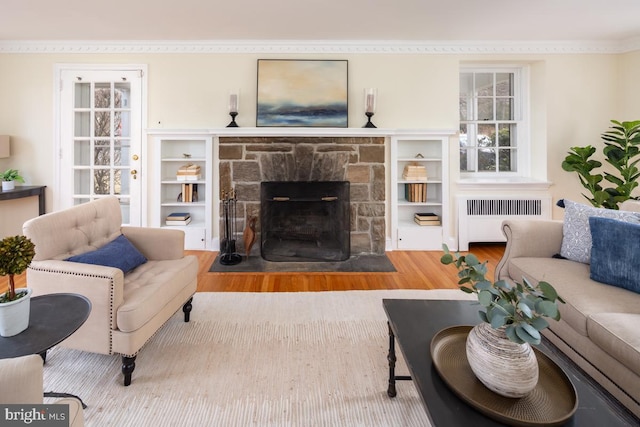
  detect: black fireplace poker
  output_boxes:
[219,188,242,265]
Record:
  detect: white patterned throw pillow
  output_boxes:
[560,199,640,264]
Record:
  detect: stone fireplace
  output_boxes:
[218,136,386,257]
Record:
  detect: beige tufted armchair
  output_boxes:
[23,196,198,386]
[0,354,84,426]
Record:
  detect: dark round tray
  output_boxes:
[430,325,578,427]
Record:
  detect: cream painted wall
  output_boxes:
[0,50,636,243]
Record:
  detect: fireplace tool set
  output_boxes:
[220,188,242,265]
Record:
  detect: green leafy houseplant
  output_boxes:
[441,245,565,345]
[562,120,640,209]
[0,235,36,303]
[0,169,25,183]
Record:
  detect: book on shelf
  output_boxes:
[166,217,192,226]
[166,212,190,221]
[402,164,427,181]
[179,183,199,203]
[414,212,439,221]
[414,217,441,226]
[404,183,427,203]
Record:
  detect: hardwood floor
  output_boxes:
[6,243,505,293]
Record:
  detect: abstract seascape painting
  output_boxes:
[257,59,348,127]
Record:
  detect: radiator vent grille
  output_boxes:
[466,199,542,216]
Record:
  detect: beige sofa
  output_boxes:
[0,354,84,426]
[495,201,640,417]
[23,196,198,385]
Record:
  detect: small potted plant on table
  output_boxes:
[0,235,36,336]
[1,169,25,191]
[441,244,565,397]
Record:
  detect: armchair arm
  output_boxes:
[122,226,185,260]
[495,219,564,281]
[27,260,125,355]
[0,355,43,404]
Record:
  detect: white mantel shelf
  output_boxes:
[146,128,457,138]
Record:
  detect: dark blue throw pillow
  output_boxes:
[589,216,640,294]
[65,234,147,273]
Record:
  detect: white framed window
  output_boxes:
[459,66,529,177]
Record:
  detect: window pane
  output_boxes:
[478,148,496,171]
[460,73,473,97]
[114,169,123,195]
[94,112,111,137]
[477,124,496,147]
[94,83,111,108]
[496,73,513,96]
[114,140,129,166]
[74,169,91,194]
[498,124,515,147]
[499,149,517,172]
[459,97,469,120]
[459,124,468,146]
[475,73,493,96]
[115,111,130,137]
[460,148,472,172]
[496,98,513,120]
[114,83,131,108]
[477,98,493,120]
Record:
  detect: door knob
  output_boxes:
[130,169,138,180]
[132,154,139,161]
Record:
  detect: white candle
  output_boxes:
[365,88,376,113]
[229,93,239,113]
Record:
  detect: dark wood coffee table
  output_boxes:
[383,299,639,426]
[0,293,91,361]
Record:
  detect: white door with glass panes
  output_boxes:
[58,67,145,225]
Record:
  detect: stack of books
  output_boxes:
[402,164,427,181]
[166,212,191,226]
[180,183,198,203]
[414,212,441,226]
[177,164,201,181]
[405,183,427,202]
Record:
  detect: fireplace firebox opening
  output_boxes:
[260,181,350,262]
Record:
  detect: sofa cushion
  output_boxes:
[590,217,640,294]
[116,256,198,333]
[588,313,640,377]
[66,234,147,274]
[507,257,640,336]
[559,199,640,264]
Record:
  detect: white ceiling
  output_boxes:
[1,0,639,44]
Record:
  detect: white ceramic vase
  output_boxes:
[2,180,15,191]
[0,287,32,337]
[466,321,539,398]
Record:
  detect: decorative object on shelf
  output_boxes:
[0,135,9,159]
[257,59,348,127]
[243,216,257,258]
[363,88,377,128]
[227,89,239,128]
[0,235,35,337]
[177,164,201,181]
[1,168,25,192]
[220,189,241,265]
[440,245,566,398]
[402,163,427,180]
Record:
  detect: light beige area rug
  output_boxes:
[43,289,471,426]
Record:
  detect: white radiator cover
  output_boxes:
[457,196,552,251]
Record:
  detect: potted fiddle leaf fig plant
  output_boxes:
[1,168,25,191]
[0,235,36,337]
[441,244,566,398]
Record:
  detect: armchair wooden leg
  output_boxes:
[183,297,193,322]
[122,355,136,386]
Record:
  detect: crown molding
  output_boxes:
[0,39,637,55]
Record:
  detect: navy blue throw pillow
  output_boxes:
[589,216,640,294]
[66,234,147,273]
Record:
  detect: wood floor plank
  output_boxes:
[6,244,505,293]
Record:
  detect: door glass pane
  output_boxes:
[94,83,111,108]
[74,140,91,166]
[94,140,111,166]
[94,112,111,137]
[75,83,91,108]
[94,169,111,195]
[74,170,91,194]
[115,111,130,137]
[74,112,90,137]
[114,139,130,166]
[114,83,130,108]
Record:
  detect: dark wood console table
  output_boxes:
[0,185,46,215]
